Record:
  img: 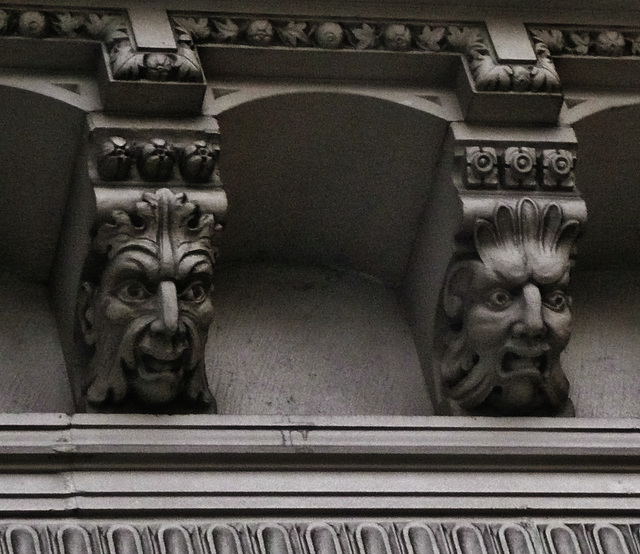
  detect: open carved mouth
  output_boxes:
[122,352,188,381]
[501,351,547,378]
[140,354,184,375]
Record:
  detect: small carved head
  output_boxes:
[314,22,344,49]
[144,53,174,81]
[245,19,274,46]
[77,189,217,412]
[437,199,579,416]
[511,65,532,92]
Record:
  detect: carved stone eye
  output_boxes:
[116,280,152,303]
[181,282,209,303]
[487,289,514,309]
[543,291,568,311]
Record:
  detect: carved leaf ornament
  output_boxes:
[170,14,560,92]
[531,26,640,58]
[474,199,579,282]
[0,8,203,82]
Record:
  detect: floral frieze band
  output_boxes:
[173,14,560,92]
[531,26,640,57]
[0,8,202,82]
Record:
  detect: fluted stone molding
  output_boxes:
[0,520,636,554]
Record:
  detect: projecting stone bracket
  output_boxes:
[61,115,227,413]
[406,123,586,417]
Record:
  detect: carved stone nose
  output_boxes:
[150,281,179,336]
[513,283,546,338]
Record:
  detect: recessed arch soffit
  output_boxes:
[569,102,640,269]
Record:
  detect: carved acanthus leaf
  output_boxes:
[416,25,446,51]
[474,199,579,280]
[173,17,211,41]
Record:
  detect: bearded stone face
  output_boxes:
[80,245,215,411]
[78,189,217,412]
[437,199,579,416]
[440,259,573,416]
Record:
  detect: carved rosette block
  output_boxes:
[97,136,134,181]
[91,124,223,188]
[466,147,499,188]
[504,146,536,189]
[429,129,586,416]
[543,149,575,190]
[458,144,576,192]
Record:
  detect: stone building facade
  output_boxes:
[0,0,640,552]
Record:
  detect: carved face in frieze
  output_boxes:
[78,189,217,412]
[437,199,579,416]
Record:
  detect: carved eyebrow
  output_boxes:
[117,240,158,258]
[107,253,160,287]
[177,252,214,279]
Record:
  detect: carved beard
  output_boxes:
[86,314,213,411]
[439,330,572,416]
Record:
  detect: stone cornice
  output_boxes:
[173,14,559,94]
[5,5,640,123]
[0,8,203,82]
[0,416,640,515]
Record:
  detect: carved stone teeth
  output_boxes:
[502,352,544,374]
[142,354,183,374]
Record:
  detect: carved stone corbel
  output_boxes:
[437,198,581,416]
[406,124,586,417]
[73,117,226,413]
[435,132,585,416]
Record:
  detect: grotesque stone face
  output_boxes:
[78,189,216,412]
[438,199,579,416]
